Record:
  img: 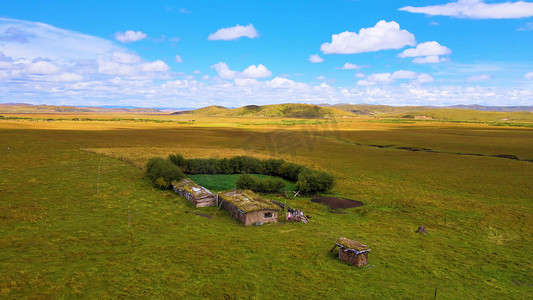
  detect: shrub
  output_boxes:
[296,169,335,194]
[279,162,305,181]
[146,157,184,189]
[255,177,285,193]
[236,174,286,193]
[235,174,259,190]
[229,156,264,174]
[261,158,285,176]
[168,154,186,169]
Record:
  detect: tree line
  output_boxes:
[147,154,334,194]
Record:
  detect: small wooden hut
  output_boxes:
[218,190,281,226]
[331,238,370,267]
[172,178,216,207]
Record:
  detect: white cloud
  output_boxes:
[392,70,418,79]
[358,70,434,85]
[400,0,533,19]
[415,73,435,84]
[242,64,272,78]
[339,63,362,70]
[266,77,307,89]
[0,17,120,62]
[320,20,416,54]
[525,72,533,79]
[399,41,451,64]
[355,73,366,78]
[112,51,141,64]
[175,55,183,63]
[413,56,448,64]
[211,62,272,79]
[114,30,147,43]
[97,59,138,76]
[357,80,377,86]
[49,72,84,82]
[211,62,238,79]
[26,60,59,74]
[234,78,259,87]
[317,76,326,80]
[308,54,324,63]
[399,41,451,57]
[202,75,209,80]
[208,24,258,41]
[368,73,394,83]
[193,70,201,74]
[140,60,170,72]
[179,8,191,14]
[467,74,492,81]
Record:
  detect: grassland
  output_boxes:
[0,112,532,298]
[188,174,296,192]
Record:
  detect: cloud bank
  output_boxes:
[400,0,533,19]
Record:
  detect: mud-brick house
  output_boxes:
[172,178,216,207]
[218,190,281,225]
[331,238,371,267]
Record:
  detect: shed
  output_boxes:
[172,178,216,207]
[331,238,370,267]
[218,190,281,225]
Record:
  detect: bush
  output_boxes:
[261,158,285,176]
[235,174,259,190]
[279,162,305,181]
[255,177,285,193]
[229,156,263,174]
[296,169,335,194]
[146,157,184,189]
[168,154,186,170]
[236,174,286,193]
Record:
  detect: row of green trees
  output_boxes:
[166,154,334,194]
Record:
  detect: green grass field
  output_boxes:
[0,114,532,298]
[188,174,296,192]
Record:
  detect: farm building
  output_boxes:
[218,190,282,226]
[172,178,216,207]
[331,238,371,267]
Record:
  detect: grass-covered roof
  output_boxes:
[219,190,281,213]
[336,238,369,251]
[172,178,214,198]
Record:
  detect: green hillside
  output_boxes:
[324,104,431,116]
[185,103,354,118]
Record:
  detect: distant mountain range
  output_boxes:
[1,102,532,117]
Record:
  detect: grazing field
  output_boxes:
[188,174,296,192]
[0,114,532,298]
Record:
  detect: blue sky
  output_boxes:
[0,0,532,108]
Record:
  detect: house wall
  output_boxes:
[244,210,278,226]
[339,247,369,267]
[222,201,247,224]
[221,201,278,225]
[194,196,216,207]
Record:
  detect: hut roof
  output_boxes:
[336,238,369,251]
[172,178,214,198]
[219,190,281,213]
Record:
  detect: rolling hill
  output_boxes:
[181,103,354,118]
